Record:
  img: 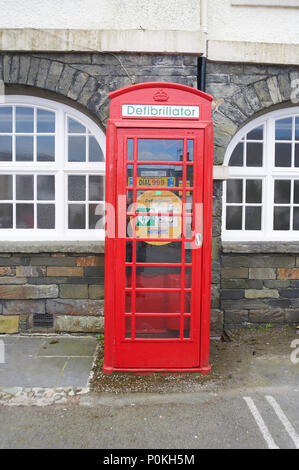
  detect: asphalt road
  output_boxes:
[0,386,298,449]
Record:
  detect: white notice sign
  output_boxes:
[122,104,200,119]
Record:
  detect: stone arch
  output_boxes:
[0,53,117,129]
[210,69,299,165]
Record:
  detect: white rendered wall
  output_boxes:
[0,0,201,30]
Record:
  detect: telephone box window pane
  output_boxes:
[89,203,104,229]
[37,204,55,229]
[226,206,242,230]
[89,136,104,162]
[125,293,131,313]
[185,267,191,288]
[126,242,132,262]
[16,107,34,133]
[229,142,243,166]
[275,117,292,140]
[135,317,180,339]
[187,140,194,161]
[37,136,55,161]
[16,175,34,200]
[183,318,191,339]
[0,136,12,161]
[0,175,12,200]
[295,144,299,167]
[274,207,290,230]
[125,267,132,287]
[227,179,243,203]
[247,125,263,140]
[135,241,182,263]
[246,142,263,167]
[68,117,86,133]
[275,143,292,167]
[89,175,104,201]
[274,180,291,204]
[37,175,55,200]
[293,208,299,230]
[185,292,191,313]
[0,107,12,132]
[134,266,181,288]
[16,204,34,228]
[37,109,55,133]
[126,190,133,207]
[0,204,13,228]
[294,181,299,204]
[68,175,86,201]
[245,207,261,230]
[246,180,262,203]
[68,204,85,229]
[125,317,131,338]
[127,139,134,161]
[137,139,183,161]
[68,136,86,162]
[16,136,33,161]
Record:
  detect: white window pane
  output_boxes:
[245,207,261,230]
[16,175,34,200]
[68,117,86,133]
[68,136,86,162]
[226,206,242,230]
[226,179,243,203]
[275,118,292,141]
[0,175,12,200]
[89,203,104,229]
[89,136,104,162]
[0,136,12,161]
[37,175,55,200]
[275,143,292,167]
[0,107,12,132]
[68,175,86,201]
[68,204,85,229]
[0,204,13,228]
[89,175,104,201]
[37,136,55,162]
[37,109,55,133]
[247,125,263,140]
[16,107,34,133]
[37,204,55,228]
[16,204,34,228]
[16,136,33,162]
[274,207,290,230]
[246,142,263,167]
[229,142,243,166]
[274,180,291,204]
[246,180,262,203]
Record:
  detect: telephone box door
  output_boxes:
[113,128,204,369]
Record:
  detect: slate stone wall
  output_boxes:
[0,253,105,333]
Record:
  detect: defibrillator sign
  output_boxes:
[122,104,200,119]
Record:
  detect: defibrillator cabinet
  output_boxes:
[103,82,213,374]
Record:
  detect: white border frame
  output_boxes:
[222,106,299,241]
[0,95,106,241]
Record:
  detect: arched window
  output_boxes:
[223,107,299,241]
[0,96,105,241]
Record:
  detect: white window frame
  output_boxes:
[0,95,106,241]
[222,106,299,242]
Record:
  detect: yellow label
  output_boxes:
[128,176,175,188]
[130,190,182,246]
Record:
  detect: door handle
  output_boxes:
[195,233,202,247]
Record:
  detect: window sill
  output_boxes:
[0,240,105,253]
[222,241,299,254]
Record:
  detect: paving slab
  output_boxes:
[0,335,97,388]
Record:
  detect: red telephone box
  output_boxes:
[103,82,213,374]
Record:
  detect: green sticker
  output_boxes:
[156,191,162,195]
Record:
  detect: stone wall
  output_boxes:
[0,253,104,333]
[221,252,299,328]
